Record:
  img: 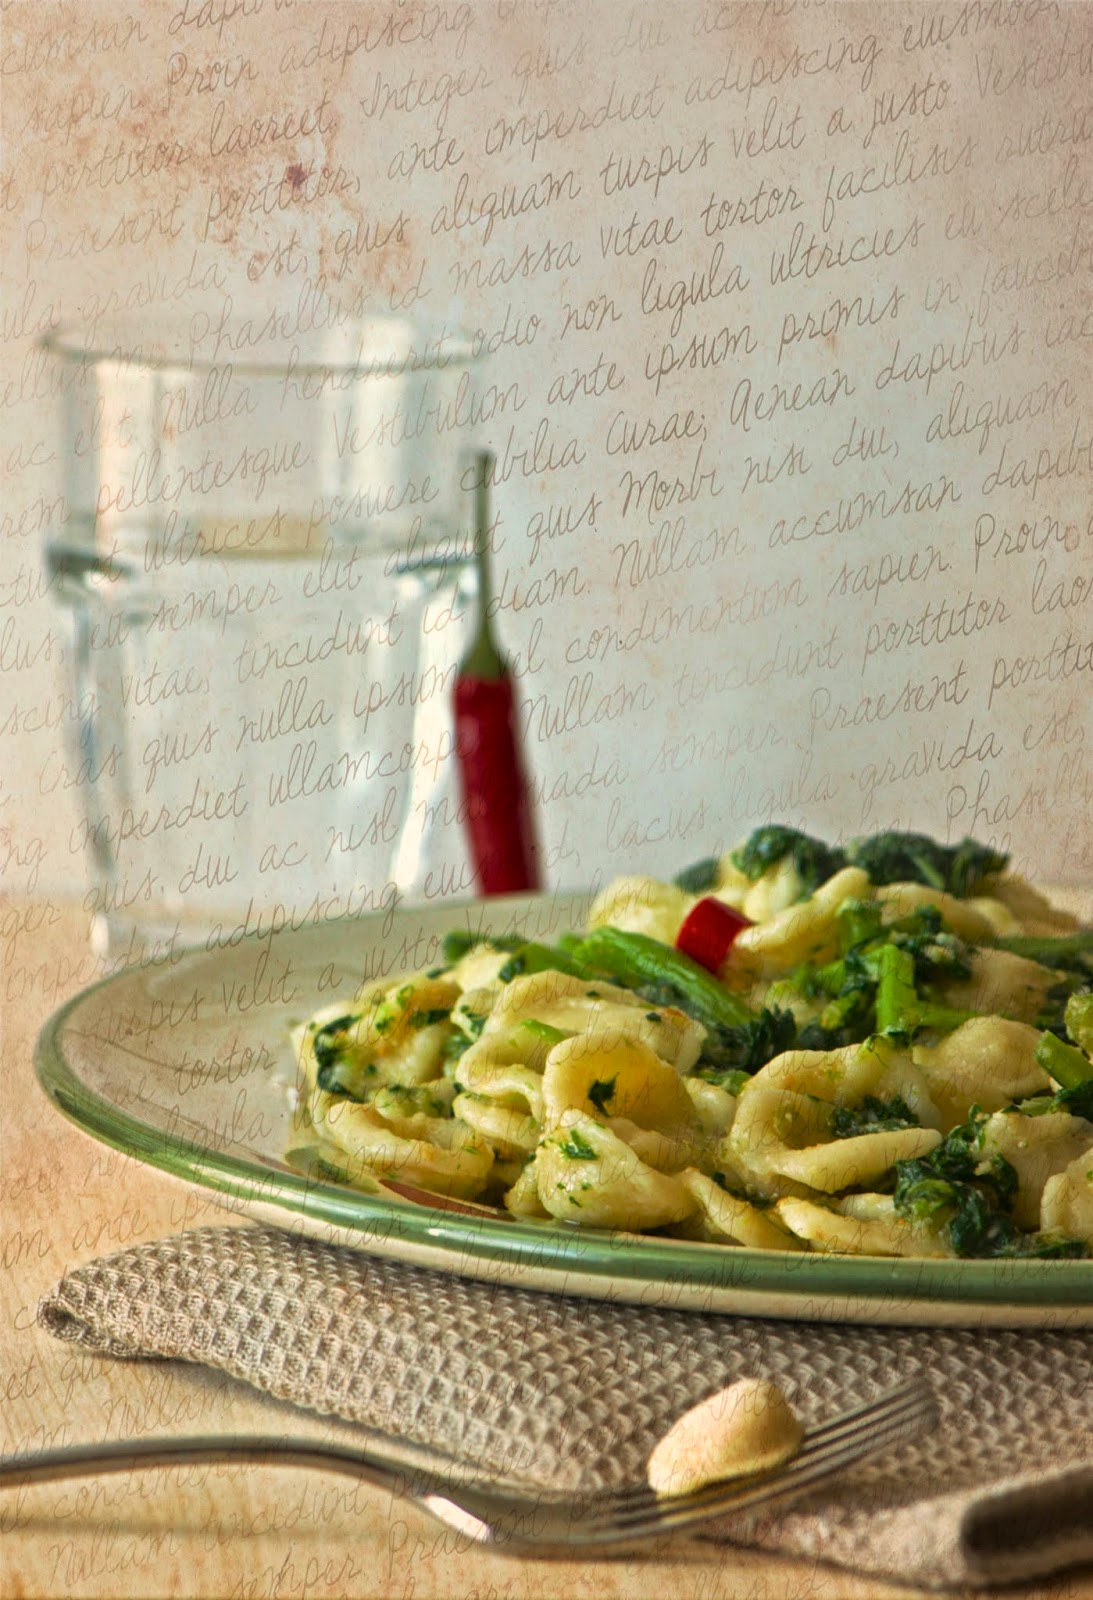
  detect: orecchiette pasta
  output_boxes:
[310,1092,494,1199]
[730,867,873,977]
[588,875,693,945]
[679,1169,805,1252]
[936,949,1064,1024]
[1040,1155,1093,1243]
[536,1110,696,1230]
[774,1194,949,1258]
[913,1017,1051,1128]
[290,825,1092,1262]
[727,1041,943,1193]
[979,1111,1093,1230]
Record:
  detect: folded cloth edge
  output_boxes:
[960,1468,1093,1585]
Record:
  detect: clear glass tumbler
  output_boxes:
[41,316,482,961]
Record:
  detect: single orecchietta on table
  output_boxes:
[288,824,1093,1262]
[646,1377,803,1496]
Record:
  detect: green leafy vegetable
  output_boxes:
[311,1015,373,1099]
[891,1112,1087,1258]
[573,927,754,1029]
[1066,992,1093,1054]
[844,832,1008,896]
[518,1019,569,1046]
[1003,937,1093,1042]
[441,930,525,964]
[311,1015,355,1070]
[995,930,1093,973]
[730,826,846,898]
[873,944,976,1041]
[587,1077,617,1113]
[693,1008,798,1086]
[1035,1031,1093,1093]
[775,906,976,1050]
[408,1008,451,1030]
[557,1129,599,1160]
[1012,1082,1093,1120]
[885,905,974,986]
[673,856,721,893]
[835,898,884,954]
[498,942,594,983]
[831,1095,920,1138]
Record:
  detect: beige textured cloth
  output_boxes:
[38,1226,1092,1589]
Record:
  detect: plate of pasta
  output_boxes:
[37,826,1093,1327]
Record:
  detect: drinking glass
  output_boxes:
[40,316,482,960]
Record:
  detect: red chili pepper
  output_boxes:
[453,452,541,896]
[454,673,539,894]
[675,897,753,974]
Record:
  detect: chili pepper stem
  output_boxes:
[460,451,505,680]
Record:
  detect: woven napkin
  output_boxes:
[38,1225,1092,1590]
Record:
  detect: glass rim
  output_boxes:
[37,312,481,379]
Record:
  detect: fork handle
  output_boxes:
[0,1435,428,1493]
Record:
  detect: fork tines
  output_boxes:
[572,1379,938,1542]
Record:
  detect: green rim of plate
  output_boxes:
[34,938,1093,1313]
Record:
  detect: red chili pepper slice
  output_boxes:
[675,896,753,974]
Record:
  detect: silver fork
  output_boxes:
[1,1379,936,1553]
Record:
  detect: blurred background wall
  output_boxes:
[2,0,1090,921]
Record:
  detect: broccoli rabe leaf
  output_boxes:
[498,942,594,983]
[836,902,972,983]
[441,930,525,964]
[995,930,1093,977]
[557,1129,599,1161]
[886,906,975,985]
[796,1018,868,1051]
[730,826,846,898]
[408,1007,451,1030]
[873,944,976,1041]
[777,908,976,1050]
[1012,1081,1093,1121]
[1035,1030,1093,1094]
[811,981,876,1045]
[311,1015,355,1070]
[844,832,1008,897]
[1035,975,1089,1041]
[673,856,721,893]
[891,1111,1087,1258]
[311,1015,371,1098]
[835,898,884,954]
[587,1076,617,1113]
[441,1032,474,1066]
[1065,991,1093,1054]
[1010,938,1093,1042]
[693,1007,798,1086]
[831,1094,920,1139]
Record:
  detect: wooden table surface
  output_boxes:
[2,893,1090,1600]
